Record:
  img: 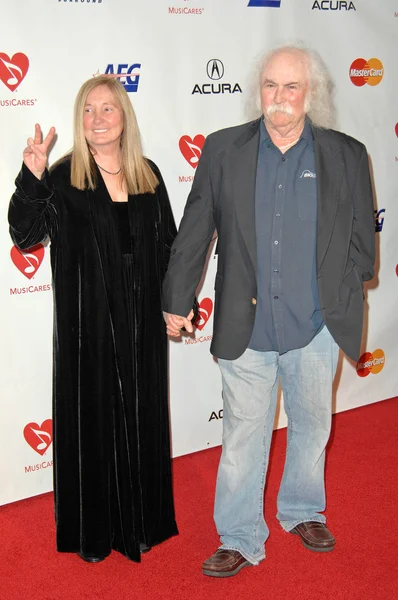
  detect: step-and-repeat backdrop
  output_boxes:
[1,0,397,505]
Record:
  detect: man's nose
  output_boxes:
[274,86,285,104]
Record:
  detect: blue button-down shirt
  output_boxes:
[248,118,323,354]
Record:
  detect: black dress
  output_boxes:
[9,160,178,561]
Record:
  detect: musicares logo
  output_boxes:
[10,244,44,279]
[195,297,213,330]
[349,58,384,86]
[179,134,205,170]
[23,419,53,456]
[356,349,385,377]
[0,53,29,91]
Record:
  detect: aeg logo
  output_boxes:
[0,52,29,92]
[100,63,141,92]
[248,0,281,6]
[356,350,385,377]
[349,58,384,86]
[374,209,385,233]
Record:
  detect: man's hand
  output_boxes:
[163,310,194,337]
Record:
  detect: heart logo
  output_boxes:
[195,297,213,331]
[10,244,44,279]
[23,420,53,456]
[0,53,29,92]
[395,123,398,138]
[179,134,206,169]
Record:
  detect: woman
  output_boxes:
[9,76,181,563]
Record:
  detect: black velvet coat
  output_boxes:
[9,159,178,561]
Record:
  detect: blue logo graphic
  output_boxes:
[375,209,385,233]
[103,63,141,93]
[248,0,281,6]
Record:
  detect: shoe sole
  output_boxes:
[202,561,253,578]
[290,531,335,553]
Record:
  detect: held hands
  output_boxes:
[164,310,195,337]
[23,123,56,180]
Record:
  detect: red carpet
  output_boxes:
[1,398,397,600]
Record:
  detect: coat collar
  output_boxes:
[230,119,261,276]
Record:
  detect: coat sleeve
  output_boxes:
[349,146,375,282]
[153,165,177,273]
[162,137,216,317]
[8,163,58,250]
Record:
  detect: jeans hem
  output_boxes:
[279,517,326,533]
[219,544,265,566]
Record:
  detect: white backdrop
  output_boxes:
[1,0,397,506]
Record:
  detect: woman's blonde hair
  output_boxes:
[71,75,158,194]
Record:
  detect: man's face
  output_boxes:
[260,51,309,130]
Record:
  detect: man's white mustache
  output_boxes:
[266,104,293,116]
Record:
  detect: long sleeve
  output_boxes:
[155,166,177,272]
[350,146,375,282]
[8,163,58,250]
[162,137,216,317]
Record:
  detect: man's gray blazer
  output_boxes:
[162,118,375,361]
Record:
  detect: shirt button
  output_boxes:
[274,240,278,245]
[276,213,281,217]
[278,184,282,189]
[274,296,279,299]
[251,297,257,305]
[273,269,279,273]
[282,157,286,162]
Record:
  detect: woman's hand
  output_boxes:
[23,123,56,180]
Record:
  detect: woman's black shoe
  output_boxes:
[77,552,106,563]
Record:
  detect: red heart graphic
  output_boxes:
[179,134,206,169]
[0,53,29,92]
[23,420,53,456]
[195,297,213,331]
[10,244,44,279]
[395,123,398,138]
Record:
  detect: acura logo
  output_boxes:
[206,59,224,80]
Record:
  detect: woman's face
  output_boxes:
[83,84,124,152]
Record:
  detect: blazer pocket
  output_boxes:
[342,265,362,291]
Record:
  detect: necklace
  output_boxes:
[277,137,300,151]
[279,139,299,150]
[96,163,122,176]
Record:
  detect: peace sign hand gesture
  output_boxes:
[23,123,56,180]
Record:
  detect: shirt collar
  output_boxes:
[260,116,314,147]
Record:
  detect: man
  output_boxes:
[163,46,375,577]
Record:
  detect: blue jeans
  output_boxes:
[214,326,339,564]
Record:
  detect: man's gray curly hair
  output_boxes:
[249,44,337,129]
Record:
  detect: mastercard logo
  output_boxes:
[349,58,384,87]
[356,349,385,377]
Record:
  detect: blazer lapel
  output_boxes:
[313,127,345,270]
[230,119,261,276]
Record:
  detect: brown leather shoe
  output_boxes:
[290,521,335,552]
[202,549,253,578]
